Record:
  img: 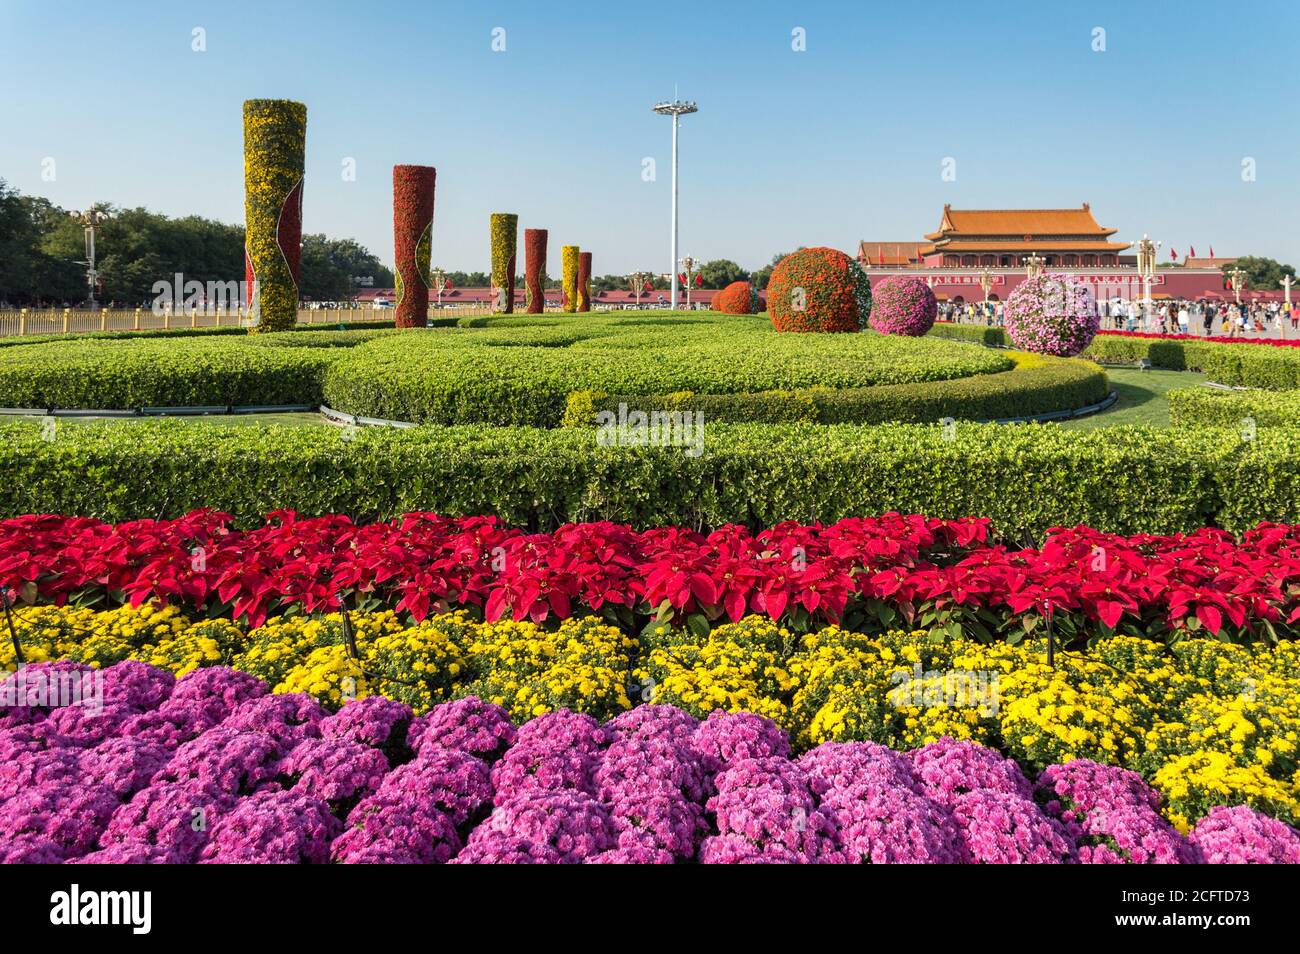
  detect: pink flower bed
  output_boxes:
[4,662,1296,864]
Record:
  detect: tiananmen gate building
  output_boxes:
[858,204,1243,303]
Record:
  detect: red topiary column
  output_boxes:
[392,164,436,329]
[577,252,593,312]
[524,228,548,314]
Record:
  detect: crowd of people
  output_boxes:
[939,297,1299,338]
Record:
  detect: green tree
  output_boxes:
[301,235,394,301]
[1222,256,1296,291]
[698,259,748,289]
[751,250,801,291]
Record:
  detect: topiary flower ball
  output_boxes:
[868,276,938,337]
[713,280,759,315]
[1003,273,1100,356]
[767,247,871,333]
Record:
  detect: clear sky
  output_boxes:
[2,0,1297,275]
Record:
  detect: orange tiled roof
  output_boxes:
[921,240,1130,253]
[925,203,1121,241]
[857,241,928,265]
[1183,256,1235,268]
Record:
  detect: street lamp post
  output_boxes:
[70,205,111,309]
[1024,254,1046,280]
[432,268,446,309]
[1228,266,1246,306]
[978,267,993,303]
[1135,235,1161,327]
[652,99,698,311]
[680,256,697,310]
[628,271,652,309]
[1281,273,1294,339]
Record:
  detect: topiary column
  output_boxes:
[524,228,548,314]
[561,245,580,313]
[490,213,518,314]
[243,99,307,332]
[392,165,436,329]
[577,252,593,312]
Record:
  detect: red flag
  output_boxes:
[1170,248,1178,262]
[643,281,652,293]
[445,278,454,291]
[695,273,703,287]
[1209,246,1215,262]
[1189,246,1196,259]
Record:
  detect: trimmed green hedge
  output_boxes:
[929,324,1300,389]
[562,352,1109,425]
[0,331,400,409]
[1,418,1294,536]
[1168,387,1300,428]
[0,339,333,409]
[322,313,1015,426]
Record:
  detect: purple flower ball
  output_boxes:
[409,696,516,762]
[199,789,339,864]
[477,791,615,862]
[1189,806,1300,864]
[450,831,562,865]
[909,738,1033,804]
[692,710,790,776]
[320,696,413,753]
[868,275,938,337]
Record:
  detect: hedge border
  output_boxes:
[560,351,1109,426]
[1168,387,1300,428]
[929,324,1300,389]
[2,418,1296,536]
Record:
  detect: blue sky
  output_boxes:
[2,0,1297,275]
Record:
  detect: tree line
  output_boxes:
[0,180,393,307]
[1,179,807,307]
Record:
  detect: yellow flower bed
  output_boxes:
[8,605,1299,824]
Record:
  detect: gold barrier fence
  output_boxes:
[0,304,553,338]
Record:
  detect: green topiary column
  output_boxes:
[490,213,518,314]
[243,99,307,332]
[561,245,580,313]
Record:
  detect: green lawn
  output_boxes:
[0,368,1211,433]
[1057,367,1206,430]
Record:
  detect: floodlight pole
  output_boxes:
[652,99,698,311]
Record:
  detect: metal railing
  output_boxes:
[0,303,556,338]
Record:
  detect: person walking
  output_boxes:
[1177,301,1190,335]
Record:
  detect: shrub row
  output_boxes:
[322,314,1014,426]
[930,324,1300,389]
[1,418,1296,535]
[0,331,397,409]
[1168,387,1300,428]
[562,352,1109,425]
